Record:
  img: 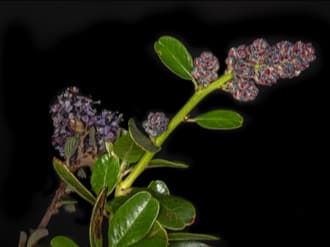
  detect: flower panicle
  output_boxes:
[50,87,122,157]
[223,38,316,102]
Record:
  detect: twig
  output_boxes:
[38,182,66,229]
[36,128,97,231]
[37,154,96,229]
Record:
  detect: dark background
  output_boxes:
[0,2,328,247]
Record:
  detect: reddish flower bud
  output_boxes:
[191,51,219,87]
[224,38,316,102]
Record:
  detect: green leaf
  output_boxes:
[168,232,219,241]
[128,119,160,153]
[27,228,49,247]
[113,131,144,163]
[148,159,189,169]
[50,236,79,247]
[108,195,129,214]
[154,36,193,80]
[194,110,243,130]
[64,136,80,160]
[169,241,210,247]
[146,221,168,241]
[108,188,146,214]
[90,154,120,196]
[89,186,108,247]
[129,238,167,247]
[148,180,170,195]
[108,191,160,247]
[53,158,96,204]
[155,195,196,230]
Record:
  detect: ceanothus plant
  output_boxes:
[18,35,315,247]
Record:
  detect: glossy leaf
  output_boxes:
[148,180,170,195]
[27,228,48,247]
[194,110,243,130]
[130,221,168,247]
[154,36,193,80]
[90,154,120,196]
[113,131,144,163]
[129,238,167,247]
[169,241,210,247]
[168,232,219,241]
[128,119,160,153]
[50,236,79,247]
[148,159,189,169]
[108,191,160,247]
[53,158,96,204]
[89,186,107,247]
[108,188,145,214]
[108,195,129,214]
[156,195,196,230]
[64,136,80,160]
[147,221,168,241]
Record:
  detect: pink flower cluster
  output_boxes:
[191,52,219,87]
[224,39,316,101]
[143,112,169,137]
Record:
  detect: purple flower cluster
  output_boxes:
[224,38,316,101]
[143,112,169,137]
[50,87,122,157]
[191,52,220,87]
[95,110,122,152]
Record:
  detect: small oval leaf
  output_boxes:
[108,188,146,214]
[108,191,160,247]
[108,195,129,214]
[64,136,80,160]
[154,36,193,80]
[194,110,243,130]
[128,119,160,153]
[50,236,79,247]
[156,195,196,230]
[169,241,210,247]
[53,158,96,204]
[90,154,120,196]
[148,180,170,195]
[113,132,144,163]
[89,186,108,247]
[147,221,168,241]
[168,232,219,241]
[148,159,189,169]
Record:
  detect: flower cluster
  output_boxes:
[191,51,219,87]
[50,87,122,157]
[143,112,169,137]
[95,110,122,152]
[224,38,316,101]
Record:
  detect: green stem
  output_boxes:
[116,72,233,195]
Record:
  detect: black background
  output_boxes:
[0,2,328,247]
